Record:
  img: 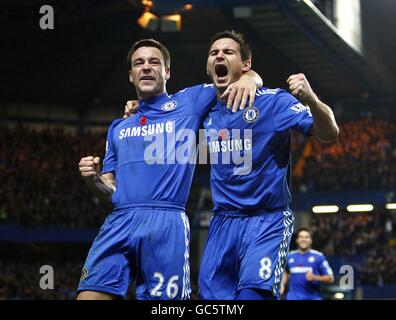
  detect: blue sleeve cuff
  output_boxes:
[102,163,116,174]
[299,117,314,137]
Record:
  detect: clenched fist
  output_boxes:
[78,156,101,181]
[287,73,318,105]
[305,271,317,282]
[123,100,139,119]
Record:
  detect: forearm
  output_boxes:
[308,97,339,143]
[281,272,290,287]
[313,274,334,284]
[84,175,115,204]
[287,73,339,142]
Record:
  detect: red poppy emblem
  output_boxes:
[140,116,147,125]
[218,129,228,140]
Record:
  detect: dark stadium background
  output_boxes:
[1,0,396,300]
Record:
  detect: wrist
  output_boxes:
[83,173,101,185]
[240,73,253,82]
[307,93,319,107]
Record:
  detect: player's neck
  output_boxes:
[216,88,226,102]
[298,248,311,254]
[138,89,167,101]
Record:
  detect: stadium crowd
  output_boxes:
[0,125,111,228]
[294,115,396,192]
[0,259,79,299]
[310,210,396,285]
[0,244,82,299]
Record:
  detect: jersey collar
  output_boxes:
[138,92,170,112]
[216,100,233,114]
[298,249,311,256]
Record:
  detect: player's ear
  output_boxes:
[129,70,133,83]
[242,59,252,72]
[206,66,212,79]
[165,67,170,81]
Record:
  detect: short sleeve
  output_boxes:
[272,90,314,136]
[182,83,217,117]
[318,255,334,276]
[102,118,123,174]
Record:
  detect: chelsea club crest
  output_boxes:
[243,106,259,123]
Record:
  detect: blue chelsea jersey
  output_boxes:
[204,88,313,214]
[286,249,334,300]
[102,84,216,209]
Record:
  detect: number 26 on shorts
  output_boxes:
[150,272,179,298]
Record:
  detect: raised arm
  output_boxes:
[78,156,115,203]
[287,73,339,143]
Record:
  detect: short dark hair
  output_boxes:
[296,227,312,238]
[209,30,252,61]
[127,39,171,70]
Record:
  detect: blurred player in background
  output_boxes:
[280,228,335,300]
[77,39,261,300]
[198,30,339,300]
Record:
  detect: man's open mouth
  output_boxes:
[215,64,228,78]
[140,76,155,81]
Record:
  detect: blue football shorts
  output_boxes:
[77,205,191,300]
[199,209,294,300]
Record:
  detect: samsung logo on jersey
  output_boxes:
[208,139,252,153]
[290,267,313,274]
[204,128,253,175]
[119,121,174,139]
